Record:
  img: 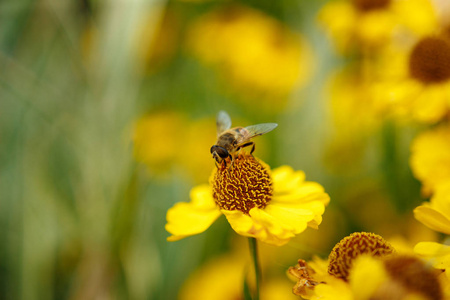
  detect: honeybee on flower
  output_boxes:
[211,111,277,167]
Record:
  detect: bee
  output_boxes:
[210,111,278,167]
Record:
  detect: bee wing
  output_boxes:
[244,123,278,139]
[216,110,232,135]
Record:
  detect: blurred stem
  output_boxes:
[381,121,405,212]
[248,238,260,300]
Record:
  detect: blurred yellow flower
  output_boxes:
[318,0,437,53]
[323,68,384,172]
[410,125,450,195]
[179,255,247,300]
[186,5,313,110]
[289,233,444,300]
[133,111,186,174]
[180,254,298,300]
[133,112,218,182]
[371,33,450,124]
[166,154,329,246]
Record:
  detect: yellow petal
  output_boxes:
[412,85,449,124]
[264,204,311,234]
[350,255,387,300]
[430,183,450,219]
[272,166,328,204]
[414,205,450,235]
[357,11,394,46]
[272,166,306,193]
[311,276,352,300]
[393,0,438,36]
[222,209,294,246]
[166,184,221,241]
[414,242,450,270]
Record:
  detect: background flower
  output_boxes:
[186,4,314,112]
[410,125,450,195]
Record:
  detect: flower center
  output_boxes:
[381,255,443,300]
[352,0,391,11]
[211,154,272,214]
[409,36,450,84]
[328,232,395,281]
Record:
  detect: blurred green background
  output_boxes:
[0,0,433,299]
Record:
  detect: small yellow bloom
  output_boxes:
[166,154,329,246]
[133,111,185,174]
[323,68,384,172]
[179,255,247,300]
[133,112,219,182]
[371,34,450,124]
[180,254,298,300]
[410,126,450,195]
[318,0,437,53]
[186,4,313,110]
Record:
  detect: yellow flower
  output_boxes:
[371,33,450,124]
[166,154,329,246]
[133,112,221,182]
[180,254,298,300]
[179,255,247,300]
[323,68,384,172]
[289,232,444,300]
[318,0,437,53]
[186,4,313,110]
[133,111,186,174]
[410,125,450,195]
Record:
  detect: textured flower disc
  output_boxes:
[328,232,395,281]
[352,0,391,11]
[212,154,272,214]
[382,255,443,300]
[409,37,450,84]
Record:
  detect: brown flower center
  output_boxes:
[352,0,391,11]
[377,255,443,300]
[409,36,450,84]
[328,232,395,281]
[212,154,272,214]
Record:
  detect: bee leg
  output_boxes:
[249,143,255,155]
[236,141,254,155]
[227,154,234,171]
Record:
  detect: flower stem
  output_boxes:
[248,238,261,300]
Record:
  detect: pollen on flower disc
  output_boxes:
[328,232,395,281]
[352,0,391,11]
[409,36,450,84]
[382,255,443,300]
[212,154,272,214]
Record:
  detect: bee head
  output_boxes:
[211,145,229,161]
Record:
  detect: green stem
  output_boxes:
[248,238,261,300]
